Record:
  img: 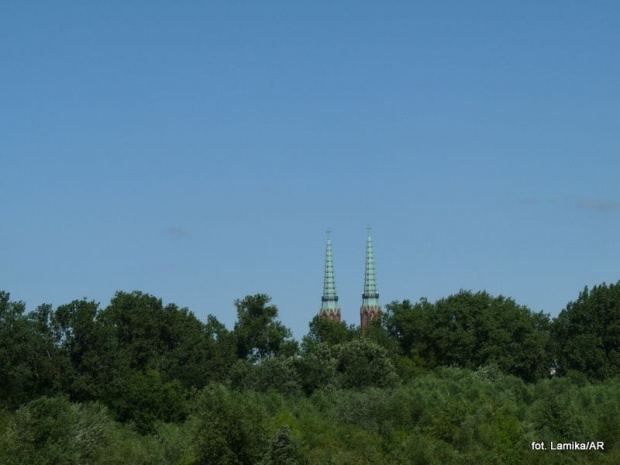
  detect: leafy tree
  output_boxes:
[382,298,427,357]
[106,370,187,434]
[301,316,357,353]
[6,285,620,464]
[553,282,620,379]
[158,307,230,389]
[385,291,552,381]
[99,291,222,389]
[259,426,308,465]
[295,344,340,395]
[0,292,63,408]
[332,338,399,390]
[295,337,399,393]
[233,294,297,361]
[203,314,238,383]
[527,378,592,443]
[0,396,112,465]
[100,291,178,372]
[231,357,303,396]
[361,317,401,363]
[193,384,268,465]
[50,299,124,402]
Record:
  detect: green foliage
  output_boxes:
[0,292,63,409]
[291,401,386,465]
[2,284,620,464]
[193,384,269,465]
[154,421,198,465]
[301,316,357,352]
[312,388,390,433]
[99,291,166,371]
[231,357,303,396]
[203,314,239,383]
[0,396,112,465]
[90,419,197,465]
[233,294,298,361]
[362,318,401,359]
[524,376,620,447]
[386,431,461,465]
[1,364,618,464]
[106,370,187,434]
[553,282,620,379]
[101,291,216,386]
[259,426,308,465]
[295,344,340,394]
[51,299,123,402]
[331,338,400,390]
[385,291,553,381]
[296,338,399,393]
[529,386,587,441]
[50,292,230,428]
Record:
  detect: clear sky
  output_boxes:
[2,1,619,339]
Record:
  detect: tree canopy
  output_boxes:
[1,283,619,464]
[553,283,620,379]
[384,290,553,381]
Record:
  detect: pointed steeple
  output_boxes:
[320,231,341,322]
[361,227,381,328]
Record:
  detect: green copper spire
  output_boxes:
[361,227,380,328]
[320,231,341,322]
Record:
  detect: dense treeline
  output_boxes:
[0,283,619,464]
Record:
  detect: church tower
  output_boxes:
[319,231,341,322]
[360,228,381,328]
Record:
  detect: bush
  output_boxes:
[0,397,112,465]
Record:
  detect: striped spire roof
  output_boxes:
[321,231,340,313]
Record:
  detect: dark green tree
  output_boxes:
[362,316,401,363]
[230,356,302,396]
[259,426,308,465]
[0,396,112,465]
[331,338,399,390]
[0,292,63,408]
[100,291,179,372]
[158,306,231,389]
[294,344,340,395]
[385,291,552,381]
[301,315,357,353]
[202,314,239,383]
[107,370,187,434]
[99,291,221,389]
[553,282,620,379]
[50,299,124,402]
[193,384,268,465]
[233,294,297,361]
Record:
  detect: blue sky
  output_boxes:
[2,1,619,338]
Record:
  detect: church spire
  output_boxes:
[361,227,381,328]
[320,231,341,322]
